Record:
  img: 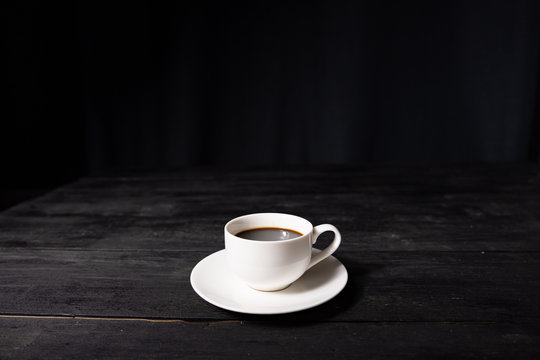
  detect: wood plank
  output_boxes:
[1,165,539,252]
[1,249,538,322]
[1,317,538,359]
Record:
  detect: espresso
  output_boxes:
[236,227,303,241]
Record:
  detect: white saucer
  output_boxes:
[190,249,348,315]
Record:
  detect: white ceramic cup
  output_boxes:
[224,213,341,291]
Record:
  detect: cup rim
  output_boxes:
[224,213,313,243]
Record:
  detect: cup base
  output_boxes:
[248,283,292,292]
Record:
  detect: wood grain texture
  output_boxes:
[0,164,539,358]
[0,249,539,322]
[1,165,540,251]
[1,318,539,360]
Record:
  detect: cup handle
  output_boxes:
[307,224,341,270]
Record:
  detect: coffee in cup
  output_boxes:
[224,213,341,291]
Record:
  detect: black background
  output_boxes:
[3,0,540,209]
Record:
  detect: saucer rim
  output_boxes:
[190,249,348,315]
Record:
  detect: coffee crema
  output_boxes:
[235,227,303,241]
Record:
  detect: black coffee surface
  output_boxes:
[236,227,303,241]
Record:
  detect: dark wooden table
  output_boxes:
[1,165,539,359]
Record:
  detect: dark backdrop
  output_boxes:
[3,0,540,207]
